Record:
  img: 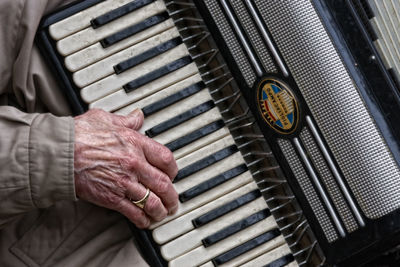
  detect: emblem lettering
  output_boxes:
[257,78,299,135]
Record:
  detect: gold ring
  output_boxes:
[131,188,150,209]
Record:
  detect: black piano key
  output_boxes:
[114,37,183,74]
[212,229,281,266]
[91,0,154,29]
[174,145,238,182]
[192,190,261,228]
[142,81,206,117]
[123,56,192,93]
[146,100,215,138]
[263,254,295,267]
[202,209,271,247]
[165,120,225,152]
[100,12,169,48]
[179,164,248,203]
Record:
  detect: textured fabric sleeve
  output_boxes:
[0,106,76,229]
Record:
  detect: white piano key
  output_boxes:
[149,171,253,230]
[139,89,212,134]
[152,182,259,244]
[240,244,298,267]
[172,126,230,160]
[112,74,203,114]
[174,135,243,190]
[57,0,166,56]
[49,0,133,40]
[80,44,189,103]
[174,152,245,194]
[173,136,242,190]
[160,197,269,260]
[99,65,199,112]
[169,217,278,267]
[152,107,222,145]
[176,134,236,170]
[217,235,286,267]
[65,19,174,72]
[73,27,180,87]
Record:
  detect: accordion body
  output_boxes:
[37,0,400,266]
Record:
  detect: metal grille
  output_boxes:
[278,138,338,243]
[300,127,358,233]
[204,0,256,87]
[255,0,400,219]
[230,0,277,74]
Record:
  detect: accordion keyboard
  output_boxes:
[46,0,305,266]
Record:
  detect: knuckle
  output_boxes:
[113,116,125,126]
[155,175,171,195]
[127,157,139,169]
[87,108,97,114]
[160,147,174,165]
[146,195,162,211]
[108,195,122,207]
[126,131,141,147]
[91,108,105,116]
[124,156,141,171]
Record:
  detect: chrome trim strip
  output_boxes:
[306,116,365,227]
[244,0,289,77]
[221,0,263,76]
[293,137,346,237]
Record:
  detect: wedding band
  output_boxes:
[131,188,150,209]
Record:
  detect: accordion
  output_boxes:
[36,0,400,266]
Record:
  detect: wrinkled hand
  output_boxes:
[74,109,178,228]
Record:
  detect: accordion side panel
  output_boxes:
[254,0,400,219]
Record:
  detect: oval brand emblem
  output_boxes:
[257,78,299,135]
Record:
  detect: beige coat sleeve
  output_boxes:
[0,0,77,228]
[0,107,76,228]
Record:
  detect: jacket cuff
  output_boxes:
[29,113,77,208]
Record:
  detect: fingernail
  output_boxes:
[129,108,142,116]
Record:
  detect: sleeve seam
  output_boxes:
[11,0,25,63]
[28,114,39,208]
[68,118,77,200]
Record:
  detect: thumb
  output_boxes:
[113,109,144,130]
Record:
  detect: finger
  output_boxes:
[126,182,168,222]
[137,162,179,215]
[139,135,178,180]
[116,198,151,229]
[112,109,144,130]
